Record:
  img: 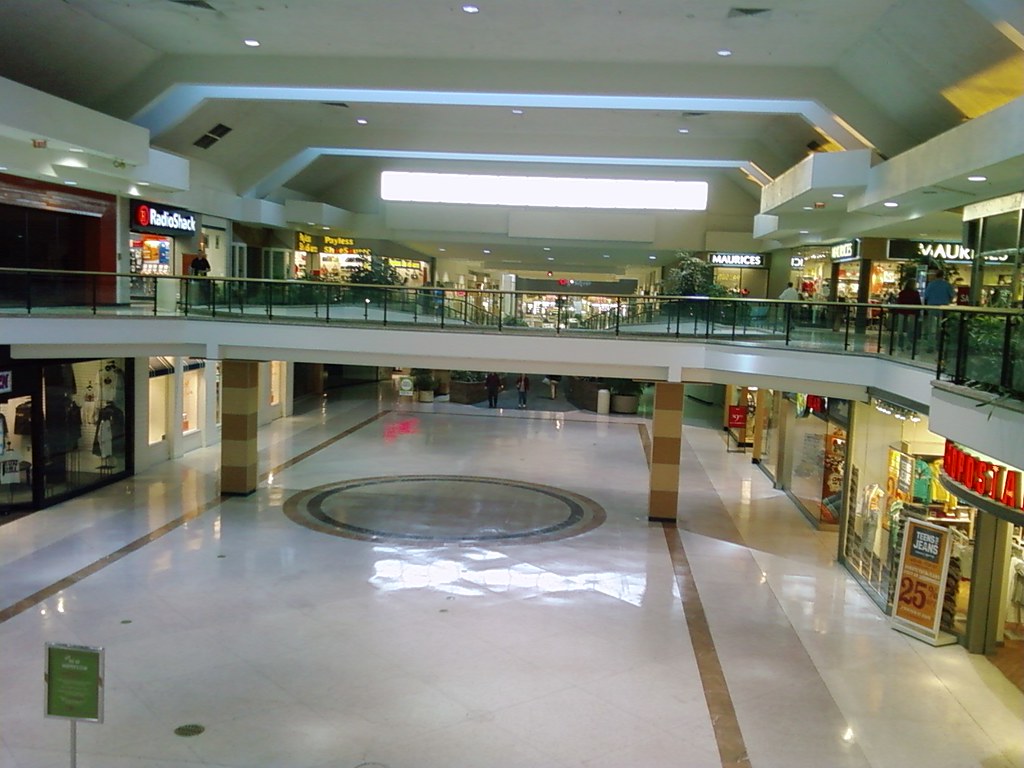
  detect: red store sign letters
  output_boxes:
[942,440,1023,511]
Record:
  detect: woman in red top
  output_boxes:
[894,279,922,351]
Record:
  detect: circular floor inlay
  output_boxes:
[283,475,606,544]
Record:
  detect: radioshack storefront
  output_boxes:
[128,200,201,303]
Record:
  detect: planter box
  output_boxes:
[566,377,606,412]
[417,390,435,403]
[611,394,639,414]
[449,379,487,404]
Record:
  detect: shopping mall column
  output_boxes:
[649,382,684,523]
[221,360,259,495]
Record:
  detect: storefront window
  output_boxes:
[760,390,781,481]
[0,393,34,508]
[148,374,169,445]
[182,368,201,434]
[269,361,283,407]
[42,359,128,501]
[842,400,958,619]
[784,394,846,528]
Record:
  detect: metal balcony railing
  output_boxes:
[1,267,1021,401]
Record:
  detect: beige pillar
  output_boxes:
[221,360,259,495]
[751,388,768,462]
[649,382,684,523]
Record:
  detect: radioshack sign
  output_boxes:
[130,201,197,236]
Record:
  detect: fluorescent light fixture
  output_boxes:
[799,230,809,234]
[69,147,84,153]
[137,181,150,186]
[356,118,368,125]
[831,192,845,198]
[602,254,610,258]
[380,171,709,210]
[483,249,491,254]
[883,201,899,208]
[677,128,690,134]
[547,256,555,261]
[244,39,260,47]
[63,180,77,185]
[802,205,814,210]
[438,248,446,252]
[967,175,987,182]
[511,108,524,115]
[717,49,733,57]
[462,4,479,12]
[649,255,657,260]
[543,247,551,251]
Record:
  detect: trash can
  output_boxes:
[596,388,611,415]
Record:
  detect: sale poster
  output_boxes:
[891,518,955,645]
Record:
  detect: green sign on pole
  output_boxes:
[45,643,104,722]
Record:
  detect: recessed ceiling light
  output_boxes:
[511,108,524,115]
[439,248,446,252]
[307,221,316,225]
[322,226,330,230]
[883,201,899,208]
[802,206,814,210]
[244,39,260,47]
[799,230,809,234]
[547,256,555,261]
[602,254,610,258]
[649,255,657,260]
[483,249,491,254]
[137,181,150,186]
[356,118,368,125]
[69,147,84,153]
[63,180,77,185]
[677,128,690,134]
[462,4,480,13]
[967,175,987,182]
[717,49,733,57]
[543,247,551,251]
[831,193,844,198]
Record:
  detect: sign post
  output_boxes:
[45,643,104,768]
[890,519,957,646]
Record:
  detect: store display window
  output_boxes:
[41,359,129,502]
[758,390,781,481]
[182,366,202,434]
[784,393,847,528]
[130,234,173,299]
[269,361,283,407]
[841,400,962,622]
[0,385,35,510]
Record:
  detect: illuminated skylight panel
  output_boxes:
[380,171,708,210]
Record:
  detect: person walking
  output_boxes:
[922,270,956,352]
[778,282,800,300]
[515,373,530,409]
[485,372,501,408]
[894,279,922,351]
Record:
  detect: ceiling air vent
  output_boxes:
[727,7,772,18]
[168,0,218,10]
[193,123,233,149]
[323,102,350,108]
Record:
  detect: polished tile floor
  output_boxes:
[1,384,1021,768]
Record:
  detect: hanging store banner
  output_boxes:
[891,519,955,646]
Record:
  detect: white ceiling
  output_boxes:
[0,0,1021,272]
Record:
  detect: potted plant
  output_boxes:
[412,369,436,402]
[608,379,644,414]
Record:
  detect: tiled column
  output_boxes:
[649,382,684,523]
[221,360,259,495]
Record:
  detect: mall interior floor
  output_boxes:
[0,383,1021,768]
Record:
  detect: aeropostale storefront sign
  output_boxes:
[941,440,1024,525]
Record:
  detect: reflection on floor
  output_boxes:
[990,636,1024,694]
[0,383,1021,768]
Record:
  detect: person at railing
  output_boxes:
[187,249,212,308]
[922,270,956,353]
[778,282,800,301]
[894,279,922,351]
